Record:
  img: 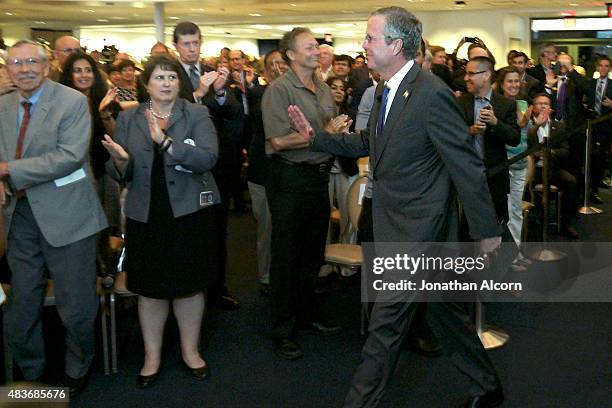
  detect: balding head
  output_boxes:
[54,36,80,66]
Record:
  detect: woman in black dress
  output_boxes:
[103,55,221,388]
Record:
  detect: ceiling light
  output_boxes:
[87,9,95,13]
[96,19,109,22]
[336,23,356,27]
[191,8,205,12]
[312,28,332,34]
[277,25,294,31]
[341,10,355,14]
[249,13,262,17]
[251,24,273,29]
[110,17,127,20]
[34,21,47,24]
[290,3,298,6]
[5,12,14,16]
[169,16,180,20]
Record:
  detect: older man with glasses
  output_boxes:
[0,39,107,395]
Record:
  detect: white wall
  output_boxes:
[327,11,530,68]
[78,29,258,61]
[418,10,530,69]
[2,25,31,46]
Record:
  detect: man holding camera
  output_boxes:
[458,56,520,223]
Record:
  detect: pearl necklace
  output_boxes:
[148,100,172,120]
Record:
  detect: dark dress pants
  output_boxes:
[358,197,436,343]
[267,158,330,339]
[344,298,501,407]
[534,166,578,227]
[4,198,98,380]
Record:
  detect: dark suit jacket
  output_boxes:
[585,77,612,118]
[106,98,221,223]
[527,120,570,171]
[527,64,547,85]
[176,62,244,199]
[311,65,500,242]
[552,70,588,129]
[457,91,520,198]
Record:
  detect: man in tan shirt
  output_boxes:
[262,27,345,360]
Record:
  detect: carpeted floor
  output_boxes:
[2,188,611,408]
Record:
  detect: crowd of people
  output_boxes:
[0,5,611,407]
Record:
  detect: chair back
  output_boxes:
[346,176,368,231]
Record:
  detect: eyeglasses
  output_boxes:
[6,58,44,68]
[363,34,390,44]
[59,48,81,54]
[465,70,487,77]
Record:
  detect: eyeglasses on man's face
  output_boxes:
[465,70,487,78]
[6,58,44,68]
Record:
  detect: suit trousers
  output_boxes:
[267,158,330,338]
[4,198,98,379]
[357,197,437,343]
[247,181,271,285]
[344,298,500,407]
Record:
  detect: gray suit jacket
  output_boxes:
[106,98,220,222]
[312,64,500,242]
[0,80,108,247]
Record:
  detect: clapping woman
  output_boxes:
[102,55,221,388]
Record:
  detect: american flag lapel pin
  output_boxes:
[403,90,409,98]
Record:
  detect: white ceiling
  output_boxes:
[0,0,610,39]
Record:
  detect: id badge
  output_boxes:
[200,191,214,207]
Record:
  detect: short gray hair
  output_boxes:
[9,40,48,62]
[370,7,422,61]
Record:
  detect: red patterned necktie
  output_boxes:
[14,101,32,198]
[15,101,31,160]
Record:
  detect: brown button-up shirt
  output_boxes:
[262,67,335,164]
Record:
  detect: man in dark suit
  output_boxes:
[458,56,521,222]
[0,40,108,394]
[528,93,579,238]
[585,56,612,191]
[552,54,593,204]
[172,21,243,310]
[227,48,257,212]
[527,42,558,85]
[288,7,504,407]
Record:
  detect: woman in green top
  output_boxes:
[497,66,532,267]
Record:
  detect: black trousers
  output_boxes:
[358,197,436,342]
[534,166,578,227]
[267,158,330,339]
[346,198,500,407]
[344,300,500,407]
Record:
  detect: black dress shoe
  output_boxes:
[462,387,504,408]
[590,193,604,204]
[298,321,342,336]
[562,226,580,240]
[275,338,303,360]
[209,294,240,310]
[66,373,89,396]
[137,371,160,389]
[405,336,442,357]
[184,362,209,380]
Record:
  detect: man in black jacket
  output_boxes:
[528,93,579,238]
[173,21,243,309]
[458,56,521,222]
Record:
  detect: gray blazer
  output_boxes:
[0,80,108,247]
[106,98,220,222]
[312,65,500,242]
